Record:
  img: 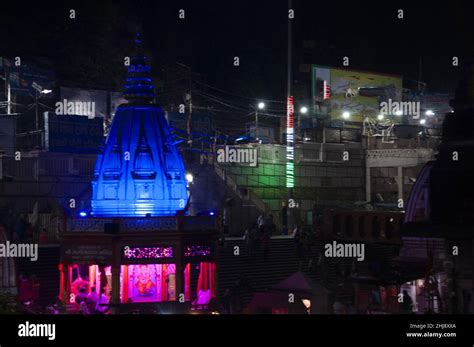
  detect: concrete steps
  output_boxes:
[217,237,316,310]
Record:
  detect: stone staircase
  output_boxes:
[217,236,316,310]
[217,236,375,311]
[214,162,282,234]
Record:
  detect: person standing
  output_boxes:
[257,214,265,235]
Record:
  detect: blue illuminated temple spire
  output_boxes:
[91,34,188,217]
[123,33,155,102]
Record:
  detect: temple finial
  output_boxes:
[123,33,155,103]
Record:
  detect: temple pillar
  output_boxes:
[59,263,69,303]
[175,240,184,304]
[110,265,121,313]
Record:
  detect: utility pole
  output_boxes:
[177,62,192,146]
[255,108,258,140]
[35,91,39,134]
[286,0,295,230]
[252,102,265,140]
[418,57,422,91]
[287,0,292,98]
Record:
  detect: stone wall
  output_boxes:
[221,143,366,227]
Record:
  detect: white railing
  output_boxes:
[366,148,434,168]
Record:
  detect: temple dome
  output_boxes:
[91,35,188,217]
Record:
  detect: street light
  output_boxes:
[341,111,350,131]
[395,110,403,116]
[253,102,265,140]
[185,173,194,184]
[419,119,426,125]
[31,82,53,148]
[377,114,384,121]
[425,110,435,116]
[297,106,309,139]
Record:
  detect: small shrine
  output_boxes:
[59,35,219,313]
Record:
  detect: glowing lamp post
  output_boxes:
[253,102,265,140]
[342,111,350,130]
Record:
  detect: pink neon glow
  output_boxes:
[124,246,174,259]
[287,96,294,129]
[193,262,216,307]
[65,264,112,309]
[323,80,331,100]
[121,264,179,303]
[184,245,212,257]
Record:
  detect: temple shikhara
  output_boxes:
[59,35,219,313]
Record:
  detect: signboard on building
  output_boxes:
[60,87,105,118]
[312,65,403,124]
[43,112,104,154]
[68,217,178,232]
[59,87,127,118]
[246,125,275,143]
[61,244,113,263]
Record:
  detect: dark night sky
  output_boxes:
[0,0,472,100]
